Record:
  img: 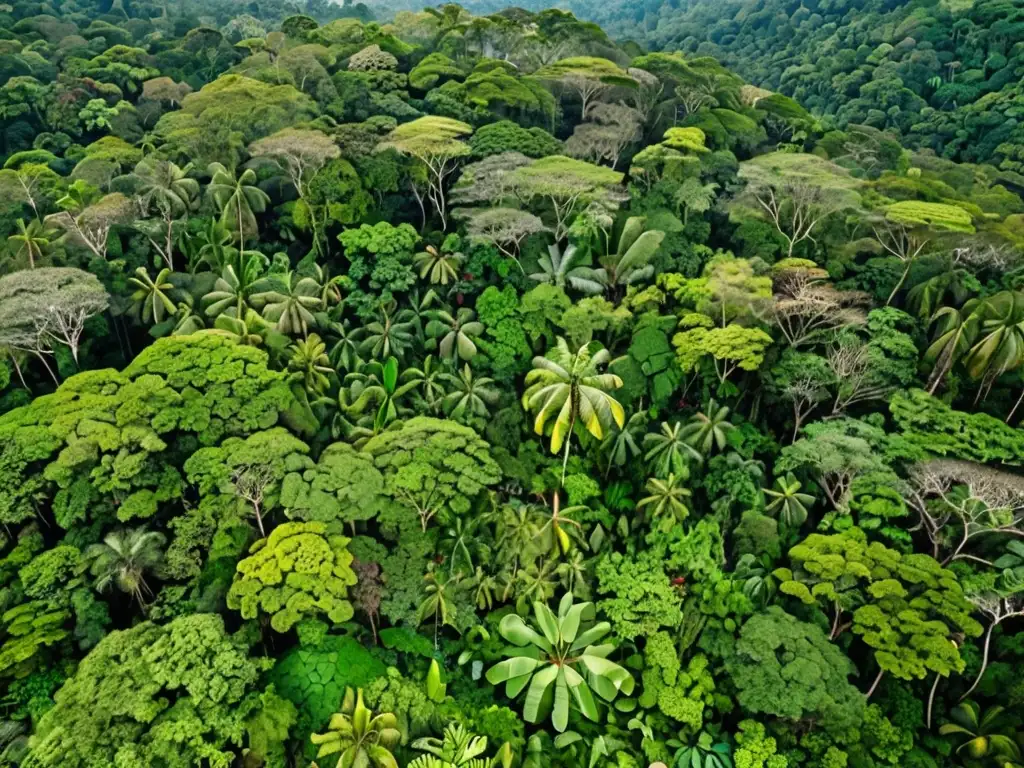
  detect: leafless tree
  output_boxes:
[231,464,277,537]
[753,182,845,260]
[959,593,1024,702]
[565,102,643,170]
[906,459,1024,565]
[827,341,891,415]
[873,220,930,305]
[771,265,868,347]
[38,294,109,365]
[48,193,134,261]
[463,207,548,272]
[782,374,829,442]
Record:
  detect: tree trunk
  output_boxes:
[866,668,885,698]
[960,620,996,702]
[926,672,941,728]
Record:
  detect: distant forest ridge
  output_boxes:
[365,0,1024,175]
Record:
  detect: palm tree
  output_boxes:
[601,411,646,477]
[326,318,363,374]
[85,527,166,609]
[206,162,270,254]
[427,307,484,362]
[339,357,421,432]
[199,309,289,353]
[675,178,719,225]
[202,257,265,321]
[133,159,199,269]
[596,216,666,294]
[288,333,334,397]
[7,219,53,268]
[311,688,401,768]
[961,291,1024,387]
[924,303,977,394]
[129,267,177,324]
[360,302,416,361]
[522,337,625,480]
[939,701,1021,764]
[409,354,450,415]
[529,243,604,295]
[167,302,205,336]
[191,218,235,273]
[441,517,485,577]
[134,158,198,217]
[534,492,587,558]
[494,502,542,581]
[414,245,463,286]
[637,474,692,531]
[681,400,735,456]
[250,270,324,336]
[440,364,499,425]
[643,420,702,478]
[485,593,634,732]
[418,568,462,648]
[409,723,491,768]
[764,472,815,528]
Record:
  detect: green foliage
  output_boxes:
[0,5,1022,767]
[227,521,358,632]
[725,607,865,734]
[595,552,684,640]
[24,615,280,767]
[271,635,386,736]
[485,593,634,732]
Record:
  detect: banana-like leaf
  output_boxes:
[497,613,552,652]
[552,669,570,732]
[533,601,560,648]
[485,655,543,683]
[523,664,558,723]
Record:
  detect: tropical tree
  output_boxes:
[287,333,333,397]
[201,256,266,321]
[522,337,625,479]
[534,492,587,558]
[529,243,604,295]
[440,364,499,424]
[427,307,484,362]
[206,162,271,253]
[132,159,199,269]
[414,245,464,286]
[763,472,815,528]
[360,302,416,361]
[939,701,1021,764]
[339,357,422,433]
[250,270,324,336]
[310,688,401,768]
[643,421,703,478]
[961,291,1024,386]
[675,178,719,225]
[681,400,735,456]
[84,527,166,609]
[418,568,463,647]
[485,593,634,732]
[637,474,692,531]
[129,267,177,324]
[7,219,53,268]
[596,216,665,294]
[409,723,493,768]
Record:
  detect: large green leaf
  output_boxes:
[498,613,553,652]
[523,664,558,724]
[485,656,543,684]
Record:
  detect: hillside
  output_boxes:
[590,0,1024,171]
[0,1,1023,768]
